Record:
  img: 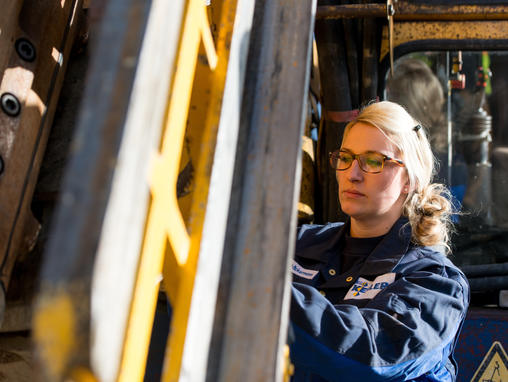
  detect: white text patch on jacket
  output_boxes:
[292,260,319,280]
[344,273,396,300]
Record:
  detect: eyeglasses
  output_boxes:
[329,150,405,174]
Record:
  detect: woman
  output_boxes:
[290,101,469,381]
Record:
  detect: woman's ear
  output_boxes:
[402,171,411,194]
[402,181,411,194]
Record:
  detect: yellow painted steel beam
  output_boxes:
[116,0,238,380]
[161,0,238,380]
[380,20,508,62]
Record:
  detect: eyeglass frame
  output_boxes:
[329,149,405,174]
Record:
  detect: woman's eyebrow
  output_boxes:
[340,148,385,155]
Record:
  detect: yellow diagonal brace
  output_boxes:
[201,9,218,70]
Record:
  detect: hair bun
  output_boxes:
[404,183,453,252]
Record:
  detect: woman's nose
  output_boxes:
[347,159,364,181]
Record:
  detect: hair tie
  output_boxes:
[413,124,422,132]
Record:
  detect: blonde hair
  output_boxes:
[344,101,453,251]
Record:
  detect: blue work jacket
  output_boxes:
[290,218,469,382]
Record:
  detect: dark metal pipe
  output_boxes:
[316,3,508,21]
[468,275,508,291]
[461,262,508,278]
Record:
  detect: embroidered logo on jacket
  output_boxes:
[291,260,319,280]
[344,273,396,300]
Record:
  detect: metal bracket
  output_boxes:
[387,0,395,76]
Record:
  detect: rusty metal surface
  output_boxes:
[317,2,508,20]
[0,0,83,295]
[380,20,508,61]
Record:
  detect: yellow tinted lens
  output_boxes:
[360,153,384,172]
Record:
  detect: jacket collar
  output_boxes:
[296,217,412,274]
[294,221,348,262]
[358,217,412,276]
[316,217,412,289]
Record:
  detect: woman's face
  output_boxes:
[337,122,409,230]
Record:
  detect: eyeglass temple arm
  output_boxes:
[386,157,405,166]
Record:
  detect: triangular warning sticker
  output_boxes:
[470,341,508,382]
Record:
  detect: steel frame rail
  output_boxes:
[316,2,508,21]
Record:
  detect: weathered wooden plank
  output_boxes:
[208,0,316,380]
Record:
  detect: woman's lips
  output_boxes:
[343,189,365,198]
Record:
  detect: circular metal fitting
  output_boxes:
[15,38,36,62]
[1,93,21,117]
